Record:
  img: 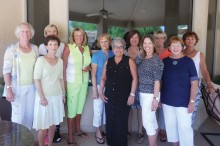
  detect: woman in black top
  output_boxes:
[100,38,138,146]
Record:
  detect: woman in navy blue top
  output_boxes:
[161,36,198,146]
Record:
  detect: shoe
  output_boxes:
[159,130,167,142]
[95,135,105,144]
[74,132,89,139]
[53,131,62,143]
[67,141,78,146]
[135,133,144,144]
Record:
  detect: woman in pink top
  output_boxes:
[153,30,171,142]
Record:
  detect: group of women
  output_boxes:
[2,22,214,146]
[3,23,91,146]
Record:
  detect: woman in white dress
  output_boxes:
[33,36,65,146]
[182,31,215,124]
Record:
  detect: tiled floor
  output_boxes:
[32,118,220,146]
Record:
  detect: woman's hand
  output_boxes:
[40,97,48,106]
[82,66,91,73]
[100,93,108,103]
[93,89,99,99]
[62,95,66,103]
[127,95,134,106]
[187,102,195,113]
[6,88,14,102]
[206,84,215,94]
[151,99,159,111]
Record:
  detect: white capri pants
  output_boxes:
[11,84,35,130]
[93,85,106,127]
[139,92,158,136]
[162,104,194,146]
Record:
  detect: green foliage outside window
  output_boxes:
[137,27,161,36]
[108,26,126,38]
[69,21,162,39]
[69,21,97,31]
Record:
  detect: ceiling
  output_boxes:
[69,0,191,28]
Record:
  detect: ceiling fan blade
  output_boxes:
[103,14,108,19]
[107,12,114,15]
[86,13,101,17]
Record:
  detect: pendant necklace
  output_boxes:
[173,60,178,65]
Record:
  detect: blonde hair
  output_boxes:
[44,24,59,37]
[153,30,167,40]
[15,22,35,38]
[69,27,88,46]
[97,33,111,48]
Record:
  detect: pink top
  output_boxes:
[159,48,172,60]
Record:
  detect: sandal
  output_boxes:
[95,135,105,144]
[159,130,167,142]
[74,132,89,139]
[67,141,78,146]
[135,133,144,144]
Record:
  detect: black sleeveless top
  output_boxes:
[105,55,132,106]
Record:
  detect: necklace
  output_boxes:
[185,49,195,56]
[173,60,178,65]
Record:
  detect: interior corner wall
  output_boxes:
[0,0,27,77]
[27,0,49,46]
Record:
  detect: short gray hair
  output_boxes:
[14,22,35,39]
[111,37,126,49]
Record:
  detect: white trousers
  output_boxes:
[162,104,194,146]
[11,84,35,130]
[139,92,158,136]
[93,85,106,127]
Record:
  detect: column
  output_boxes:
[50,0,69,43]
[192,0,209,54]
[191,0,209,130]
[214,1,220,75]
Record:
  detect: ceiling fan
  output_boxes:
[86,0,114,19]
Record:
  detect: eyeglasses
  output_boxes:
[114,46,125,49]
[155,37,165,40]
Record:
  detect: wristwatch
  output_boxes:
[6,85,12,89]
[153,97,159,102]
[190,99,195,103]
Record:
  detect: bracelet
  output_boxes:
[153,97,159,101]
[190,99,195,103]
[130,93,135,97]
[207,81,211,84]
[6,85,12,89]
